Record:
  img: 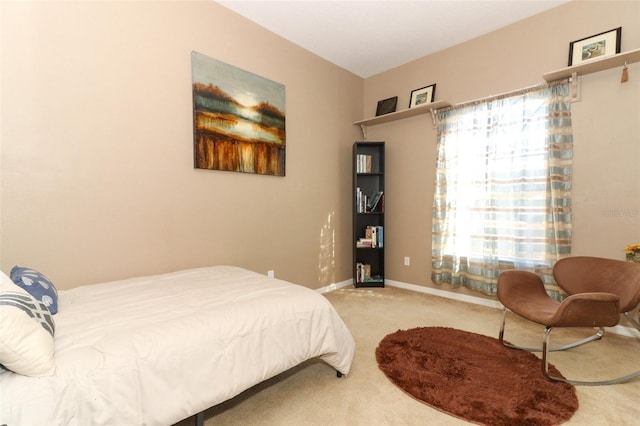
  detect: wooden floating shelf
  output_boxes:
[353,48,639,137]
[353,100,451,127]
[543,47,640,82]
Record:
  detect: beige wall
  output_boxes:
[363,0,640,294]
[2,1,638,295]
[0,1,363,289]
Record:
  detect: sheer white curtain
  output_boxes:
[431,81,573,299]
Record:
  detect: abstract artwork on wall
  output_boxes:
[191,51,286,176]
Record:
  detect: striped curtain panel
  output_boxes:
[431,81,573,300]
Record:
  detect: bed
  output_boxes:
[0,265,355,425]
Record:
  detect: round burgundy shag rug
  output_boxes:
[376,327,578,426]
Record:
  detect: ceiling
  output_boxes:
[217,0,569,78]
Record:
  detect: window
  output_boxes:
[431,82,573,298]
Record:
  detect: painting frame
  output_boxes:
[191,51,286,176]
[568,27,621,66]
[376,96,398,116]
[409,84,436,108]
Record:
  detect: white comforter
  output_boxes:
[0,266,355,425]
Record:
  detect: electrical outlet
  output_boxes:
[404,257,410,266]
[267,270,275,278]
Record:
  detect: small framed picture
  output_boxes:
[568,27,621,66]
[409,84,436,108]
[376,96,398,116]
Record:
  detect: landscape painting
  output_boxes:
[191,51,286,176]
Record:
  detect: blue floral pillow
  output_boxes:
[10,266,58,315]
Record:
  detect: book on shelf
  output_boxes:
[365,227,373,240]
[370,226,377,248]
[356,263,382,284]
[356,238,373,248]
[358,226,383,249]
[356,154,373,173]
[369,191,384,212]
[355,262,372,283]
[356,187,372,213]
[356,189,384,213]
[355,187,362,213]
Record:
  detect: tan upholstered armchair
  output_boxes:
[497,256,640,385]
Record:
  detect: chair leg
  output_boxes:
[499,308,604,352]
[498,308,508,343]
[623,311,640,332]
[542,326,640,386]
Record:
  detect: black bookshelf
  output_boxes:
[353,141,385,287]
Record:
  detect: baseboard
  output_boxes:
[385,279,503,309]
[387,279,639,338]
[320,278,639,339]
[315,279,353,294]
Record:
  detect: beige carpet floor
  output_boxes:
[176,286,640,426]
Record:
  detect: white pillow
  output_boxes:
[0,270,55,376]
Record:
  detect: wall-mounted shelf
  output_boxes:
[543,47,640,82]
[353,100,451,138]
[352,49,638,137]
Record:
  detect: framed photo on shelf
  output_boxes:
[409,84,436,108]
[376,96,398,116]
[568,27,621,66]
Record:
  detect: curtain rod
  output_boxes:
[438,78,570,113]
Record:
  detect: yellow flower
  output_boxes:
[626,244,640,263]
[625,244,640,255]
